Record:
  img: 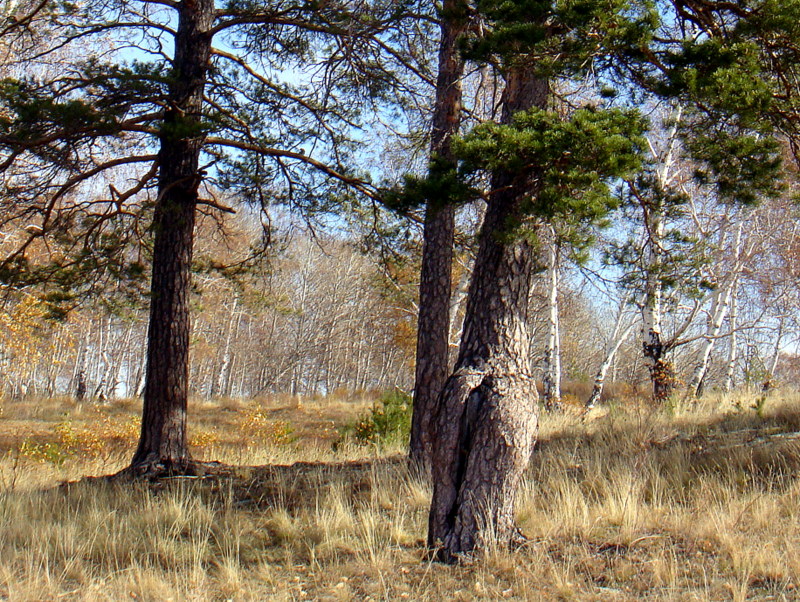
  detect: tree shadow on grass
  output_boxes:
[53,399,800,511]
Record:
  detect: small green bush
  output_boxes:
[341,389,412,447]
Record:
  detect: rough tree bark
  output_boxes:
[130,0,214,473]
[409,0,468,472]
[428,66,545,563]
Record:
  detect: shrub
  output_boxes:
[53,420,104,458]
[19,415,140,465]
[97,414,140,446]
[342,389,412,447]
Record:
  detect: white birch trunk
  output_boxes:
[215,297,240,398]
[448,204,486,355]
[542,228,561,409]
[641,106,682,402]
[642,204,668,398]
[448,255,474,353]
[686,218,745,399]
[586,301,635,408]
[685,282,735,398]
[763,316,785,392]
[93,317,114,401]
[723,284,739,392]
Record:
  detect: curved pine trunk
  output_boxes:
[428,68,545,562]
[130,0,214,473]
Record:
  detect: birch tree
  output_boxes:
[634,105,687,402]
[723,282,739,392]
[684,211,756,398]
[585,296,636,409]
[541,225,562,410]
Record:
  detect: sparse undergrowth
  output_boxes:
[0,391,799,600]
[338,389,413,448]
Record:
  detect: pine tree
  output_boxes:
[0,0,417,475]
[426,0,651,560]
[424,0,798,560]
[408,0,470,474]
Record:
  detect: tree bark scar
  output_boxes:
[447,376,487,529]
[427,64,544,561]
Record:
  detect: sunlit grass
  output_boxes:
[0,390,798,599]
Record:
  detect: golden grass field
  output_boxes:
[1,391,799,601]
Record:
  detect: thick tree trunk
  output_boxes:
[409,0,467,472]
[428,67,545,563]
[131,0,214,473]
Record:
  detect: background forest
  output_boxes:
[4,199,800,405]
[0,0,798,411]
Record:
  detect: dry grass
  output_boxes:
[1,390,800,600]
